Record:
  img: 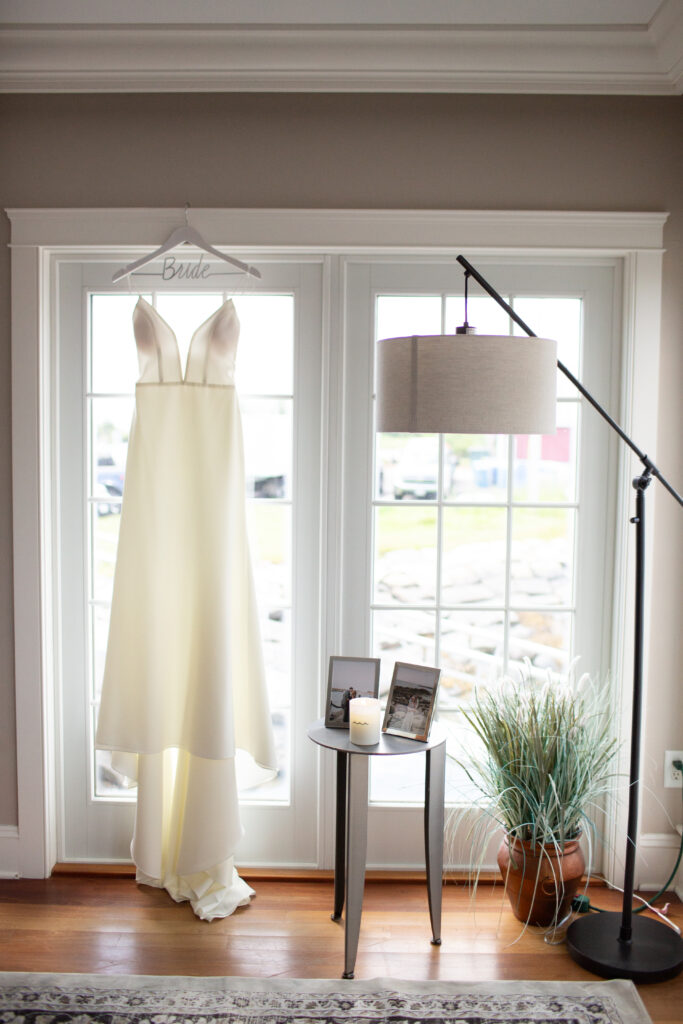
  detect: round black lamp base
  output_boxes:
[566,912,683,984]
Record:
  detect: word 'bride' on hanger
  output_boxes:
[112,205,262,284]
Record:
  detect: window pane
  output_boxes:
[91,294,148,394]
[91,603,110,704]
[372,609,436,697]
[371,603,432,798]
[509,610,573,676]
[513,297,581,399]
[91,505,120,602]
[443,434,509,502]
[376,296,441,340]
[94,746,135,798]
[510,508,574,607]
[513,402,579,503]
[441,507,507,606]
[242,708,290,802]
[242,397,292,499]
[90,397,133,498]
[242,606,291,803]
[445,294,511,335]
[374,507,437,605]
[247,502,292,607]
[233,295,294,395]
[371,750,426,804]
[376,433,439,501]
[260,606,291,710]
[439,610,505,710]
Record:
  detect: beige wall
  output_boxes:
[1,93,681,833]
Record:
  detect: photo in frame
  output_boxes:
[382,661,441,741]
[325,656,381,729]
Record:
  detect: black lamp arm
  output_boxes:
[456,255,682,508]
[456,254,683,979]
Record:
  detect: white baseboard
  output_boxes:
[0,825,20,878]
[1,827,681,889]
[637,832,683,893]
[676,826,683,902]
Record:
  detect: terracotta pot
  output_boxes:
[497,834,585,927]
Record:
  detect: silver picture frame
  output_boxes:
[324,655,381,729]
[382,661,441,742]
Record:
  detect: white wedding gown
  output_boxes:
[96,297,276,920]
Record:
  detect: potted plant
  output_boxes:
[455,668,619,928]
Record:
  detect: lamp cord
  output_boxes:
[457,270,473,333]
[574,775,683,920]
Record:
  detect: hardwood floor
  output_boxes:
[0,875,681,1023]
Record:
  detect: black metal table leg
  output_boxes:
[424,741,446,945]
[343,752,369,979]
[332,749,347,921]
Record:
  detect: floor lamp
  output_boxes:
[376,254,683,983]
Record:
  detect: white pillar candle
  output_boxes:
[349,697,381,745]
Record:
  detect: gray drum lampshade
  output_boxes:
[376,334,558,434]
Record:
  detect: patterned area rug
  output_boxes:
[0,972,652,1024]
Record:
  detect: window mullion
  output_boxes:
[433,292,448,668]
[434,433,444,668]
[503,298,516,674]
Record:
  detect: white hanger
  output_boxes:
[112,205,261,283]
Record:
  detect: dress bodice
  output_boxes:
[133,297,239,387]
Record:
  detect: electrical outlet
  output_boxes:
[664,750,683,788]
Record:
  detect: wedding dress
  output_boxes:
[96,296,276,920]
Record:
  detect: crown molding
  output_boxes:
[650,0,683,92]
[0,1,670,28]
[1,16,682,94]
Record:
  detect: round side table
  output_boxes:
[308,718,446,979]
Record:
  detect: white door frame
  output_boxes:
[54,260,325,867]
[7,207,667,878]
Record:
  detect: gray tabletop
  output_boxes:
[307,717,447,756]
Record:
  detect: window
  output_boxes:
[57,260,322,865]
[344,261,620,853]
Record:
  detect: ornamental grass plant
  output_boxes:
[452,666,620,928]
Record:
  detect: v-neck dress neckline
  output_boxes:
[133,296,239,386]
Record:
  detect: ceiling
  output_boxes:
[1,0,682,94]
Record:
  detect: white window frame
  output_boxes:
[343,260,619,844]
[54,261,324,866]
[7,207,666,882]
